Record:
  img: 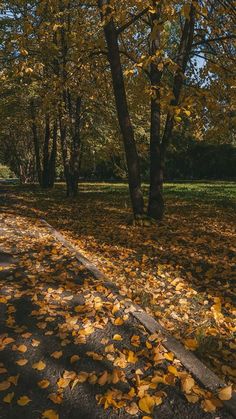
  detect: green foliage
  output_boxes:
[0,164,14,179]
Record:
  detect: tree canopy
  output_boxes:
[0,0,235,217]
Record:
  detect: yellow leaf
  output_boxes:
[17,345,27,353]
[98,371,108,386]
[32,361,46,371]
[48,393,63,404]
[8,375,19,386]
[3,392,14,403]
[51,351,63,359]
[131,335,140,347]
[174,116,182,123]
[125,402,139,415]
[17,396,31,406]
[113,334,122,341]
[77,372,89,383]
[201,399,219,413]
[70,355,80,364]
[127,351,137,363]
[113,317,124,326]
[181,376,195,394]
[185,394,199,403]
[167,366,179,376]
[16,359,28,366]
[38,380,50,389]
[184,110,191,117]
[22,333,32,339]
[3,338,15,345]
[164,352,174,361]
[183,338,198,351]
[57,378,70,389]
[218,385,232,401]
[138,395,155,414]
[32,339,40,347]
[42,410,59,419]
[0,381,11,391]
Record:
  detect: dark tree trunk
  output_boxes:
[41,116,57,189]
[48,120,57,188]
[147,5,164,220]
[66,96,82,197]
[148,2,196,220]
[30,100,42,185]
[98,0,144,217]
[41,115,51,188]
[147,95,165,220]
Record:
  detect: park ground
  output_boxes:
[0,181,235,417]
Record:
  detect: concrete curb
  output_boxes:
[40,218,236,417]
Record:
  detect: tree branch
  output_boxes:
[117,7,149,35]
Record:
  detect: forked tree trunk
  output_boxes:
[147,2,196,220]
[98,0,144,216]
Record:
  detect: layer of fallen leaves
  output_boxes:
[10,183,234,384]
[0,183,235,417]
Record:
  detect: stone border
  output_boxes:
[41,219,236,417]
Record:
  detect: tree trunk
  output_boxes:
[147,95,165,219]
[148,2,196,220]
[41,114,51,188]
[30,100,42,185]
[48,119,57,188]
[98,0,144,216]
[147,5,164,220]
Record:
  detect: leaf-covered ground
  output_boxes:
[0,181,235,418]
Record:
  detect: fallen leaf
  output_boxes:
[70,355,80,364]
[57,377,70,388]
[16,359,28,366]
[98,371,108,386]
[31,339,40,347]
[181,375,195,394]
[125,402,139,415]
[8,375,19,386]
[48,393,63,404]
[139,395,156,414]
[0,381,11,391]
[113,334,123,341]
[38,380,50,389]
[51,351,63,359]
[183,338,198,350]
[218,385,232,401]
[17,396,31,406]
[185,394,199,403]
[17,345,27,353]
[32,361,46,371]
[42,410,59,419]
[3,392,14,403]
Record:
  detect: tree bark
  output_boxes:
[48,119,57,188]
[98,0,144,216]
[41,114,51,188]
[148,2,196,220]
[30,100,42,185]
[147,4,164,220]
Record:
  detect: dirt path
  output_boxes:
[0,202,234,418]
